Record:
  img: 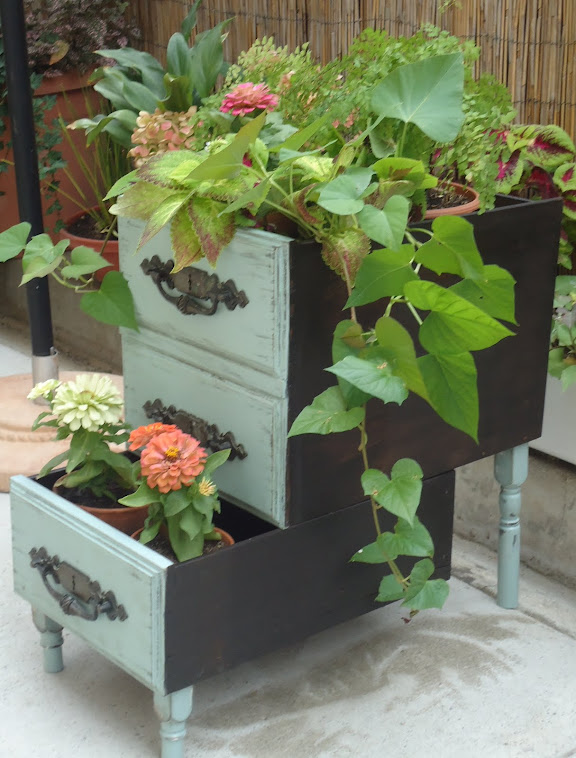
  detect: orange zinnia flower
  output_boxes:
[129,423,178,451]
[140,429,207,493]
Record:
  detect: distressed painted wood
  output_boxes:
[495,445,528,609]
[494,444,529,609]
[11,475,170,690]
[12,470,454,695]
[153,687,194,758]
[122,330,289,526]
[32,609,63,673]
[119,218,291,382]
[120,197,561,527]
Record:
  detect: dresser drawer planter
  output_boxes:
[119,195,561,527]
[11,469,454,757]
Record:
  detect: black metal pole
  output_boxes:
[0,0,55,359]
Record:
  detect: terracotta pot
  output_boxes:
[131,524,235,560]
[60,208,119,281]
[0,70,101,237]
[424,182,480,219]
[53,484,149,535]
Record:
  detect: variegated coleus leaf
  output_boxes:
[320,227,371,284]
[138,150,204,188]
[495,149,525,194]
[188,197,235,267]
[170,206,203,270]
[523,167,558,198]
[110,181,175,220]
[511,125,576,171]
[554,163,576,193]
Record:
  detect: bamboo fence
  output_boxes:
[129,0,576,137]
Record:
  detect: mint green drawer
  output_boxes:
[122,330,289,527]
[11,475,170,691]
[119,218,291,381]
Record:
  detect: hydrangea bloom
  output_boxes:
[129,423,178,451]
[129,107,200,166]
[27,378,61,401]
[220,83,279,117]
[51,374,123,432]
[140,429,207,493]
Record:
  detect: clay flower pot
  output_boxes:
[424,182,480,219]
[53,484,149,535]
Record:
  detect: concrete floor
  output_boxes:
[2,333,576,758]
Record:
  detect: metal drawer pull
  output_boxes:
[144,398,248,461]
[29,547,128,622]
[141,255,249,316]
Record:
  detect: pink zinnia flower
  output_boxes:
[220,83,279,117]
[129,423,178,451]
[140,429,207,493]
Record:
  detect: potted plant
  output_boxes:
[109,45,552,609]
[7,24,561,758]
[26,373,146,534]
[0,0,139,234]
[56,113,133,278]
[121,423,233,561]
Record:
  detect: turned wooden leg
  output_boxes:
[494,443,529,609]
[32,608,64,673]
[153,686,193,758]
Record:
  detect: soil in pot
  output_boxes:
[53,481,149,535]
[424,181,480,219]
[132,525,235,562]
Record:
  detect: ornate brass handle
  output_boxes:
[29,547,128,622]
[141,256,249,316]
[143,398,248,461]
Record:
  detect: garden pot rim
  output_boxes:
[424,181,481,219]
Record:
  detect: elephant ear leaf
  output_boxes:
[371,53,465,143]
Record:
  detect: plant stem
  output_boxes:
[407,301,423,326]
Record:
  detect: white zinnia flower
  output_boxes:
[27,378,61,401]
[52,374,123,432]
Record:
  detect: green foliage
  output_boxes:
[0,225,137,330]
[73,4,230,148]
[550,275,576,389]
[120,449,231,561]
[371,53,465,144]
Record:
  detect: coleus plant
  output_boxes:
[111,53,516,610]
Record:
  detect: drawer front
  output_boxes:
[122,331,289,527]
[119,218,291,380]
[11,476,170,691]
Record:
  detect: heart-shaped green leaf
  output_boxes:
[361,459,423,525]
[332,320,371,408]
[327,354,408,406]
[374,317,428,400]
[357,195,410,251]
[316,167,374,215]
[288,386,365,437]
[415,215,484,279]
[80,271,138,330]
[60,246,110,279]
[451,265,517,324]
[0,222,30,261]
[346,245,418,307]
[404,280,514,354]
[371,53,465,143]
[402,559,449,610]
[418,351,478,440]
[375,574,406,603]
